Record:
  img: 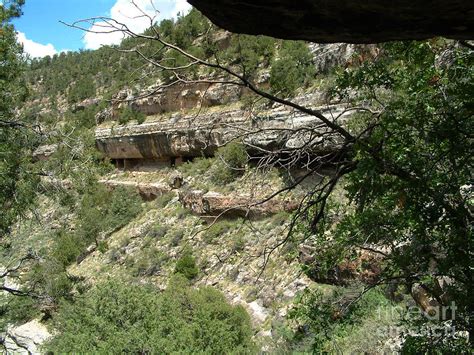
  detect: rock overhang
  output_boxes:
[188,0,474,43]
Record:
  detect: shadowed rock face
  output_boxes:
[188,0,474,43]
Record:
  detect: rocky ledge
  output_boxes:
[179,189,298,218]
[100,174,297,218]
[189,0,474,43]
[95,98,350,164]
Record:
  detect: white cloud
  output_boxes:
[173,0,191,16]
[17,31,58,58]
[83,0,192,50]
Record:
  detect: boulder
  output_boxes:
[32,144,58,161]
[3,319,52,355]
[71,97,100,113]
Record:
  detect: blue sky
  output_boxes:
[13,0,191,57]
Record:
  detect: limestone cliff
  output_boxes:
[95,95,350,168]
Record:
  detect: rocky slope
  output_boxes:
[2,35,403,352]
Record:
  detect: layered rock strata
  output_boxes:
[95,100,350,166]
[179,189,298,218]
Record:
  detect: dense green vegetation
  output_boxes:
[299,40,473,351]
[174,249,199,280]
[0,0,39,235]
[1,1,472,353]
[211,142,248,184]
[4,186,144,311]
[178,142,248,188]
[287,287,400,352]
[76,185,143,248]
[270,41,316,96]
[46,277,255,353]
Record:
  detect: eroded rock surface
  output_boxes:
[189,0,474,43]
[111,83,242,119]
[179,189,298,217]
[95,100,350,161]
[32,144,58,161]
[99,179,172,201]
[3,319,51,355]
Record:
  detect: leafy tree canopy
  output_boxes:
[0,0,39,236]
[301,40,473,350]
[46,277,255,353]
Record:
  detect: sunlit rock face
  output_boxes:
[178,189,299,218]
[95,101,351,164]
[3,319,52,355]
[94,42,359,166]
[95,109,241,160]
[188,0,474,43]
[111,83,242,119]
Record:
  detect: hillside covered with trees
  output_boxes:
[1,1,472,353]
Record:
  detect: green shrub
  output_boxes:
[224,34,276,80]
[270,41,315,96]
[97,240,108,254]
[178,156,213,177]
[75,184,110,245]
[67,104,99,129]
[0,295,40,331]
[289,287,400,353]
[51,231,83,267]
[174,250,199,280]
[210,142,247,185]
[76,185,142,248]
[28,260,73,302]
[204,219,236,244]
[218,142,247,170]
[106,187,143,230]
[46,278,255,353]
[67,75,96,104]
[155,192,175,208]
[231,233,246,252]
[172,8,208,49]
[174,205,189,219]
[147,224,168,239]
[117,106,146,125]
[169,229,185,246]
